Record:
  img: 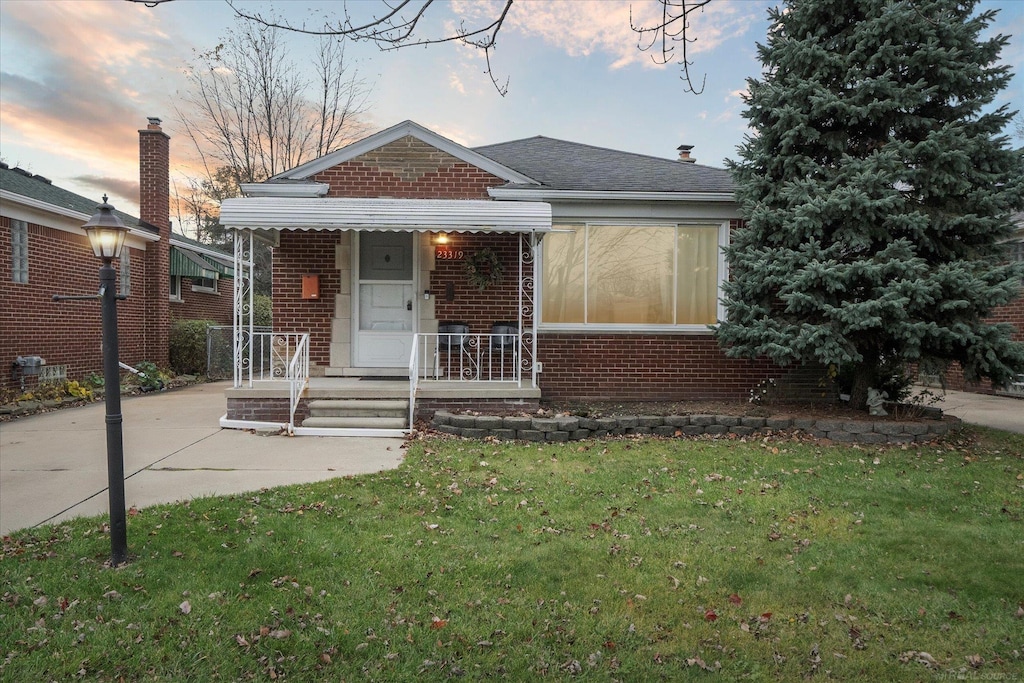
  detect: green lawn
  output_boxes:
[2,427,1022,681]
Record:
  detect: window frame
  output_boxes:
[169,274,182,301]
[11,219,29,284]
[119,249,131,297]
[537,220,729,333]
[191,276,219,294]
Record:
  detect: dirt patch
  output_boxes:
[536,398,942,422]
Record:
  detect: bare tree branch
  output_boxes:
[225,0,514,96]
[632,0,712,94]
[128,0,713,97]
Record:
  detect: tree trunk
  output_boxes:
[849,357,879,411]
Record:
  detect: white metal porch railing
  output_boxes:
[236,332,309,384]
[414,332,522,383]
[235,332,310,433]
[408,331,525,430]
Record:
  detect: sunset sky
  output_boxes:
[1,0,1021,228]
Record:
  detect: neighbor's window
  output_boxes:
[541,223,723,327]
[1007,240,1024,263]
[170,274,181,301]
[11,219,28,283]
[119,249,131,296]
[192,276,218,293]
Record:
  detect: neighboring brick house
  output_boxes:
[220,120,780,413]
[0,119,233,395]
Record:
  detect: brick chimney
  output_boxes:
[140,117,171,366]
[677,144,696,163]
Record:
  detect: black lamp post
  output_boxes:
[82,196,130,566]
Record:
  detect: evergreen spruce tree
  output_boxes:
[718,0,1024,409]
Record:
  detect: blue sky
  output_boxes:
[1,0,1021,225]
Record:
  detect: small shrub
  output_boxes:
[169,319,215,375]
[62,380,92,400]
[132,361,167,391]
[253,294,273,327]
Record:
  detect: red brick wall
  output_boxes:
[938,289,1024,392]
[171,277,233,325]
[431,233,523,333]
[0,216,154,394]
[271,231,339,367]
[537,333,782,402]
[313,136,503,199]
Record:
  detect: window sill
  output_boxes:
[538,324,717,335]
[170,296,183,303]
[191,286,219,295]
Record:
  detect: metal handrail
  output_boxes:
[287,333,310,434]
[408,333,420,431]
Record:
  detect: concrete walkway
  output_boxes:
[927,388,1024,435]
[0,381,405,536]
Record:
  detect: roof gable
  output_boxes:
[271,120,539,186]
[473,136,735,195]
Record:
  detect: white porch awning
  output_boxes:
[220,197,552,233]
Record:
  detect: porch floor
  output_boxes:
[225,377,541,402]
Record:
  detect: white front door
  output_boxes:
[354,232,415,367]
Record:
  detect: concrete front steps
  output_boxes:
[303,399,408,429]
[290,378,411,437]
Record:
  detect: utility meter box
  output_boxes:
[301,274,320,300]
[14,355,46,376]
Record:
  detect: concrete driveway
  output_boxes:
[0,381,405,536]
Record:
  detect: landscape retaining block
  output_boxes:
[426,412,959,446]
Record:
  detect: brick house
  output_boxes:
[0,119,233,395]
[218,121,1023,434]
[219,120,784,434]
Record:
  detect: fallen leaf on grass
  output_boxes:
[685,656,720,671]
[268,629,291,639]
[430,617,447,630]
[898,651,939,668]
[235,634,250,648]
[729,593,742,606]
[704,609,718,622]
[179,600,191,615]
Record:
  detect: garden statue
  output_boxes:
[866,388,888,416]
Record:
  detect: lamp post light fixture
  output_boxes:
[83,195,130,566]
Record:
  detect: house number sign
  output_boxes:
[435,247,465,260]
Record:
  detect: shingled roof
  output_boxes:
[0,162,146,231]
[472,136,735,194]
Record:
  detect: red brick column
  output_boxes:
[139,118,171,366]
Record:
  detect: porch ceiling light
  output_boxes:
[436,231,449,245]
[83,195,129,261]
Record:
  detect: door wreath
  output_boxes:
[464,248,503,291]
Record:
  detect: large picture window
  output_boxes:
[541,223,724,328]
